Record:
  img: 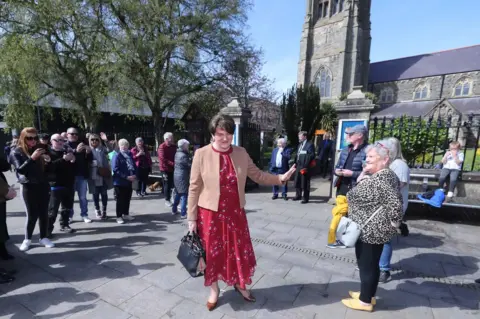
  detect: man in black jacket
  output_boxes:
[293,131,315,204]
[66,127,93,223]
[48,134,76,235]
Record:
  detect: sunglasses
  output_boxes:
[25,136,39,141]
[68,132,78,136]
[52,139,64,143]
[91,139,99,142]
[375,142,390,153]
[345,132,355,136]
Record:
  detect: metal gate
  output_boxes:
[241,122,261,191]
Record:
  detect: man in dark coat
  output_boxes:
[334,125,368,196]
[317,132,334,178]
[172,139,191,218]
[0,156,16,283]
[269,137,291,200]
[293,131,315,204]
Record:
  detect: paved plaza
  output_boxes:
[0,172,479,318]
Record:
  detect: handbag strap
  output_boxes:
[360,206,383,230]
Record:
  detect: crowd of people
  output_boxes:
[0,114,471,311]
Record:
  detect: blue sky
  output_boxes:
[246,0,480,95]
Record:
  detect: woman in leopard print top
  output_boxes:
[341,141,403,312]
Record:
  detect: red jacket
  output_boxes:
[157,142,176,172]
[130,146,152,168]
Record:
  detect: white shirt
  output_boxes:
[443,152,464,170]
[275,148,283,168]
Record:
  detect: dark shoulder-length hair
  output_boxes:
[209,113,235,135]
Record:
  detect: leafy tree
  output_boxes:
[297,84,321,138]
[280,85,299,147]
[106,0,253,143]
[0,0,115,131]
[319,102,338,136]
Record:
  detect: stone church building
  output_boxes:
[297,0,480,121]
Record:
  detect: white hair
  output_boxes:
[177,139,190,148]
[163,132,173,140]
[365,139,393,166]
[277,138,286,145]
[118,139,129,148]
[135,137,143,144]
[386,137,406,162]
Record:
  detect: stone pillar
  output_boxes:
[328,86,375,203]
[220,97,252,147]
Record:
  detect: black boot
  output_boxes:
[0,243,14,261]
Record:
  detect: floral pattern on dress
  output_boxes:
[197,146,256,289]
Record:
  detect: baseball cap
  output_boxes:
[347,125,368,135]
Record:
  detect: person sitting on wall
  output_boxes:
[438,141,464,201]
[268,138,292,200]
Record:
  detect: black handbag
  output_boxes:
[177,232,206,277]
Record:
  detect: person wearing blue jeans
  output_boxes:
[172,139,191,219]
[378,138,410,283]
[66,127,93,223]
[172,193,187,218]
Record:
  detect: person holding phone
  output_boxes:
[11,127,54,252]
[66,127,93,223]
[439,141,464,200]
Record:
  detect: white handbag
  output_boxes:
[335,206,383,248]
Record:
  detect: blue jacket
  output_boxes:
[269,147,292,174]
[111,151,137,187]
[335,143,368,187]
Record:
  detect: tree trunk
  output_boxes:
[152,109,164,148]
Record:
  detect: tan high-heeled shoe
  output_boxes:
[206,287,220,311]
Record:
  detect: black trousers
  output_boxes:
[162,171,174,201]
[48,187,74,232]
[319,159,331,178]
[22,183,50,240]
[115,185,132,218]
[295,173,311,201]
[355,239,384,303]
[137,167,150,193]
[0,202,9,244]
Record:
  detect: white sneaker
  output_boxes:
[20,239,31,252]
[83,217,92,223]
[123,215,134,221]
[95,210,102,218]
[116,217,125,224]
[39,238,55,248]
[165,201,172,208]
[447,191,454,197]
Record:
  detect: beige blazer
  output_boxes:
[187,145,283,221]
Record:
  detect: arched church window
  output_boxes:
[380,87,394,103]
[331,0,338,15]
[413,83,429,100]
[315,67,332,98]
[453,78,472,97]
[339,0,344,11]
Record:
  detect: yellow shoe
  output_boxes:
[341,298,373,312]
[348,291,376,305]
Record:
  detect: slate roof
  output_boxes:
[448,97,480,115]
[369,45,480,84]
[371,100,440,118]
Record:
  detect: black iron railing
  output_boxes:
[369,114,480,172]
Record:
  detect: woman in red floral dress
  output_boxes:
[187,113,296,311]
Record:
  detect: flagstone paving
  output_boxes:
[1,172,479,318]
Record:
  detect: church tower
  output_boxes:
[297,0,372,99]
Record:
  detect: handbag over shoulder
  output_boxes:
[335,206,383,248]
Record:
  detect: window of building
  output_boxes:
[339,0,344,11]
[413,83,429,100]
[380,87,394,103]
[316,67,332,98]
[331,0,338,15]
[453,78,472,97]
[323,1,329,17]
